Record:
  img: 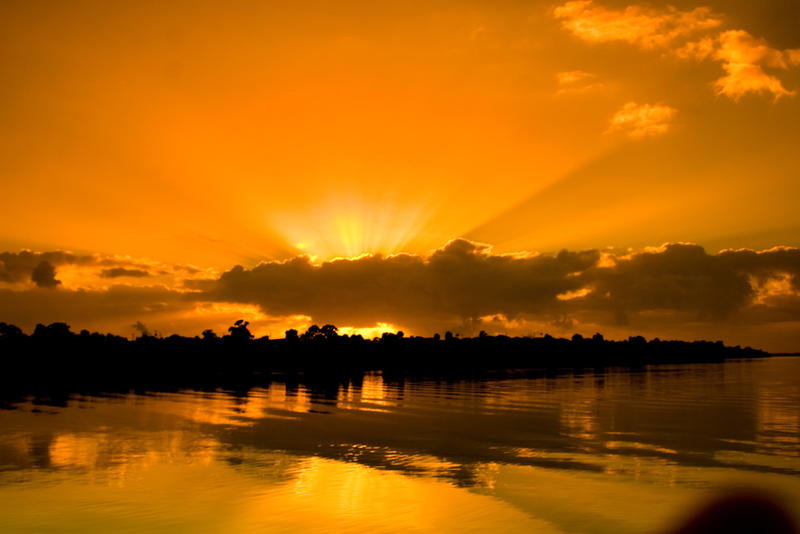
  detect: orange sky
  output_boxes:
[1,1,799,350]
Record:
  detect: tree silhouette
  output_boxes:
[0,320,768,394]
[32,322,72,340]
[285,329,299,342]
[202,329,219,341]
[302,325,321,341]
[0,322,23,339]
[227,320,253,342]
[320,324,338,340]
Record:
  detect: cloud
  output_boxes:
[607,102,676,138]
[678,30,800,99]
[1,241,800,349]
[0,285,194,332]
[553,0,721,49]
[581,244,753,320]
[203,240,598,329]
[554,2,800,100]
[100,267,151,278]
[0,250,209,290]
[31,261,60,288]
[711,31,798,100]
[555,70,603,95]
[557,70,593,86]
[198,240,800,336]
[0,251,88,285]
[674,37,717,61]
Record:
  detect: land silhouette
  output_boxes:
[0,320,767,395]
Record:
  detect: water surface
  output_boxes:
[1,357,799,533]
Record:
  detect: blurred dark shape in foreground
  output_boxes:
[0,320,767,395]
[669,491,797,534]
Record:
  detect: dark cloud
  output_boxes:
[0,251,196,289]
[0,251,85,285]
[202,239,800,334]
[1,241,799,350]
[0,285,193,330]
[580,244,754,320]
[0,250,155,286]
[204,239,598,329]
[100,267,150,278]
[31,261,60,288]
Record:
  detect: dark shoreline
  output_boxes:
[0,321,769,399]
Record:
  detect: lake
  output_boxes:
[1,356,799,533]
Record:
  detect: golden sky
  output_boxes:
[1,1,799,350]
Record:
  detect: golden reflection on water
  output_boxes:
[758,389,800,457]
[1,359,800,533]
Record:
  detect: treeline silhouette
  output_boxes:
[0,320,768,396]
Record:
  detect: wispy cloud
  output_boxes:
[678,30,800,99]
[554,1,800,100]
[607,102,677,138]
[553,0,721,49]
[711,31,798,100]
[555,70,604,95]
[557,70,593,86]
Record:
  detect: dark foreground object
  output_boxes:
[0,321,767,396]
[670,491,797,534]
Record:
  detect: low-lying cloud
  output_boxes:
[1,240,799,350]
[0,250,207,290]
[31,261,60,289]
[202,240,800,330]
[100,267,151,278]
[205,240,599,328]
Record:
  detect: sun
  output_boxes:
[273,193,433,260]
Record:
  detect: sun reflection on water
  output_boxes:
[0,358,799,533]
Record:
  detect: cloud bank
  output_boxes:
[1,241,799,350]
[201,240,800,331]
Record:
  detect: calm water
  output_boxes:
[1,357,799,533]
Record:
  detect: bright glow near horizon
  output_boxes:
[0,0,799,350]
